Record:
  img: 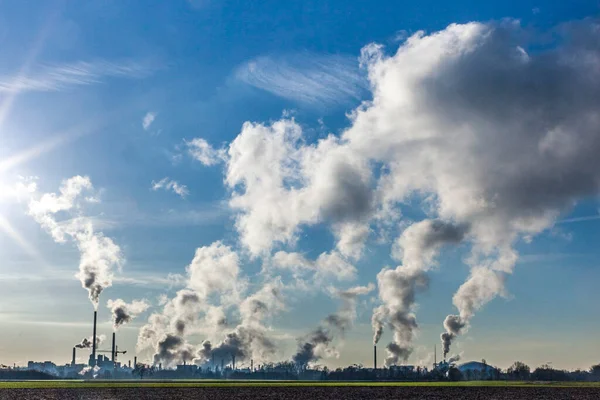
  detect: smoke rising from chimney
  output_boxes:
[75,334,106,349]
[107,298,150,330]
[371,307,384,345]
[293,326,334,367]
[293,284,373,367]
[153,334,195,367]
[26,176,122,309]
[441,314,467,358]
[373,220,466,365]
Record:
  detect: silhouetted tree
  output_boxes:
[531,365,569,381]
[590,364,600,381]
[507,361,530,380]
[447,366,463,381]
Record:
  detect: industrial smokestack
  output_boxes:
[72,347,76,366]
[112,332,116,362]
[232,354,235,371]
[374,345,377,370]
[91,311,97,366]
[134,356,137,368]
[251,359,253,372]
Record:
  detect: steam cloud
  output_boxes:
[196,281,285,367]
[75,334,106,349]
[372,220,465,365]
[27,176,122,308]
[372,309,384,345]
[137,242,287,368]
[441,315,467,359]
[293,327,334,368]
[293,284,373,367]
[120,18,600,367]
[107,299,150,330]
[154,334,195,366]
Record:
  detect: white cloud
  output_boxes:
[142,112,157,130]
[193,19,600,363]
[235,53,367,106]
[151,178,189,199]
[186,138,225,166]
[186,241,244,304]
[223,119,372,257]
[271,250,357,284]
[0,59,152,93]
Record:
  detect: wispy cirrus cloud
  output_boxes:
[0,59,153,93]
[235,53,368,106]
[0,270,185,290]
[556,213,600,224]
[151,177,189,199]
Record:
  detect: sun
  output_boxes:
[0,165,45,264]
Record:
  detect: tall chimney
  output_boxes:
[112,332,116,362]
[374,345,377,370]
[91,310,97,366]
[72,347,76,366]
[129,360,131,368]
[232,354,235,371]
[134,356,137,368]
[251,359,253,372]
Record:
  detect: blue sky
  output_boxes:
[0,0,600,371]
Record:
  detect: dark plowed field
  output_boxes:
[2,387,600,400]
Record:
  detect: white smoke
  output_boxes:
[107,298,150,330]
[189,19,600,363]
[294,283,373,367]
[27,176,122,308]
[28,18,599,369]
[136,242,288,367]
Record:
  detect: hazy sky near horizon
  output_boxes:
[1,0,600,372]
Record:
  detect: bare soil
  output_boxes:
[2,386,600,400]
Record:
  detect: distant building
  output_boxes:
[458,361,499,379]
[389,365,415,373]
[176,364,198,376]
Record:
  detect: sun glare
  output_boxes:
[0,172,46,266]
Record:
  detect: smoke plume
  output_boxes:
[128,18,600,368]
[372,311,384,345]
[197,280,285,367]
[153,334,195,367]
[27,176,122,309]
[326,284,374,333]
[107,299,150,330]
[75,334,106,349]
[195,340,213,364]
[448,354,461,364]
[293,284,372,367]
[440,315,467,359]
[293,326,334,368]
[369,219,467,365]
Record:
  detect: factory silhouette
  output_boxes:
[2,308,600,383]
